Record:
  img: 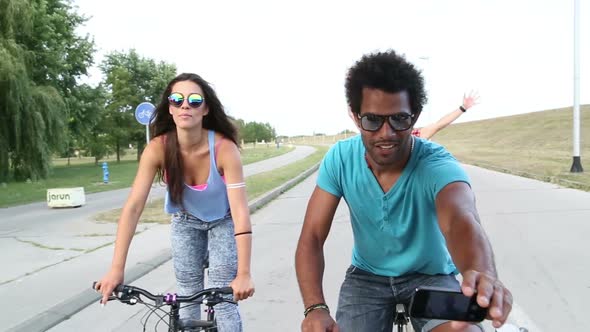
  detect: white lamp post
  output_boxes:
[571,0,583,172]
[418,56,432,126]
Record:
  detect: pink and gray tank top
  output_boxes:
[164,130,230,221]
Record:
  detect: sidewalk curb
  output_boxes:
[248,162,319,214]
[8,163,320,332]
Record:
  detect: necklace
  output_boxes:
[410,136,415,154]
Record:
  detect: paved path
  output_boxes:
[1,145,316,331]
[48,164,590,331]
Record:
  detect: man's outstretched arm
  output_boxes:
[436,182,513,329]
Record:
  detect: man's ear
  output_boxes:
[348,107,361,130]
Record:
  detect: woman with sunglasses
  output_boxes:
[95,73,254,331]
[411,91,480,140]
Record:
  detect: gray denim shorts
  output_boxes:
[335,265,484,332]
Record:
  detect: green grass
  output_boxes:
[240,145,294,165]
[244,145,329,199]
[0,160,141,208]
[433,105,590,191]
[52,150,140,166]
[0,146,293,208]
[94,146,329,224]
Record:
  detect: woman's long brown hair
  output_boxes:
[149,73,238,205]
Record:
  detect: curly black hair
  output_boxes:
[345,50,427,116]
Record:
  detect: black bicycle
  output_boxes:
[92,282,234,331]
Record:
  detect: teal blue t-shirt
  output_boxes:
[317,135,470,277]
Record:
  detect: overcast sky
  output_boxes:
[74,0,589,136]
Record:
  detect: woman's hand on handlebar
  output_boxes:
[301,309,339,332]
[94,268,124,305]
[230,273,255,301]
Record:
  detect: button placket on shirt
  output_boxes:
[380,195,389,229]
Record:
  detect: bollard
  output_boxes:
[102,162,109,184]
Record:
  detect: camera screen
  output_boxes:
[424,292,471,318]
[420,291,485,321]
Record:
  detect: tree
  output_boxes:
[240,121,277,143]
[231,117,246,143]
[22,0,95,97]
[67,84,109,164]
[0,0,94,181]
[100,50,176,162]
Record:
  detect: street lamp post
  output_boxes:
[571,0,584,172]
[418,56,432,125]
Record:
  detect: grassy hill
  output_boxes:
[432,105,590,191]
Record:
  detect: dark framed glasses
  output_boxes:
[168,92,204,108]
[357,112,416,132]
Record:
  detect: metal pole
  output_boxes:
[571,0,583,172]
[146,124,150,145]
[418,56,431,125]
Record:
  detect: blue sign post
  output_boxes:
[135,102,155,144]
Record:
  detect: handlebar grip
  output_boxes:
[92,281,126,294]
[218,287,233,294]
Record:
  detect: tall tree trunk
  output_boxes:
[0,150,9,182]
[116,140,121,162]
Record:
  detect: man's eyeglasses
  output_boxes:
[357,112,416,132]
[168,92,204,109]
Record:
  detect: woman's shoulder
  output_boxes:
[213,131,239,160]
[213,131,237,148]
[151,134,167,149]
[142,134,166,165]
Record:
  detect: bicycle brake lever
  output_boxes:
[119,298,138,305]
[116,290,139,305]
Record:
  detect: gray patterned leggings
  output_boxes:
[170,212,242,332]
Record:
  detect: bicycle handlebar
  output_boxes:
[92,281,234,305]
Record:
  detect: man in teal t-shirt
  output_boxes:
[318,135,468,278]
[295,50,513,332]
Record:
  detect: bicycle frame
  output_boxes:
[170,300,217,331]
[394,304,407,332]
[169,302,180,332]
[394,303,413,332]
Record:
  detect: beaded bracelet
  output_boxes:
[304,303,330,317]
